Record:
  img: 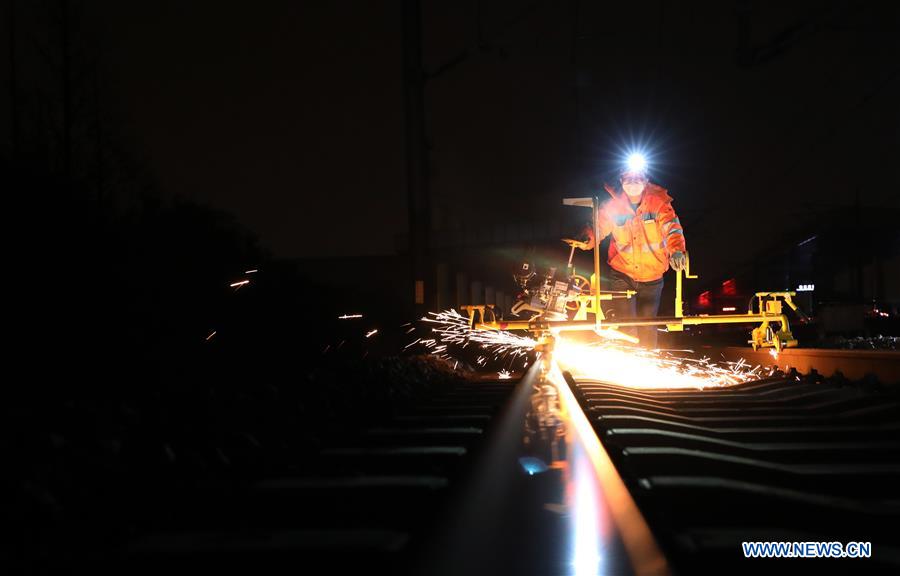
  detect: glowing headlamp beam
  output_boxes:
[626,152,647,174]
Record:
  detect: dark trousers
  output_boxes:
[607,268,664,349]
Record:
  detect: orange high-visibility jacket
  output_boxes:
[582,182,686,282]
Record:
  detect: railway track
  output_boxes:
[565,368,900,574]
[84,355,900,575]
[119,375,519,575]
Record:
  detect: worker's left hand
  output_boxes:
[669,251,686,271]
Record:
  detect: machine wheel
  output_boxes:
[565,275,592,311]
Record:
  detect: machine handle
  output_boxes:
[561,238,590,250]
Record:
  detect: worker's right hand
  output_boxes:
[669,251,686,271]
[562,238,591,250]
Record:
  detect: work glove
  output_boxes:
[669,251,686,271]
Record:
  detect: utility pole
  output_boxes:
[402,0,430,318]
[9,0,18,162]
[61,0,72,186]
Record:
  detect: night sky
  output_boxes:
[3,1,899,269]
[96,0,408,259]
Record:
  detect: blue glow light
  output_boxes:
[518,456,549,475]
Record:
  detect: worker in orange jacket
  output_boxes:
[573,160,686,348]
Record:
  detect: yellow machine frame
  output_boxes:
[462,196,802,351]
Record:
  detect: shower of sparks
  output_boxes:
[553,336,766,389]
[412,310,769,389]
[769,349,779,360]
[498,369,512,379]
[417,310,537,368]
[244,269,258,274]
[230,280,250,289]
[339,314,364,320]
[365,329,378,338]
[205,330,217,341]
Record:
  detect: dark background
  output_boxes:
[1,0,898,375]
[2,0,898,320]
[0,0,900,274]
